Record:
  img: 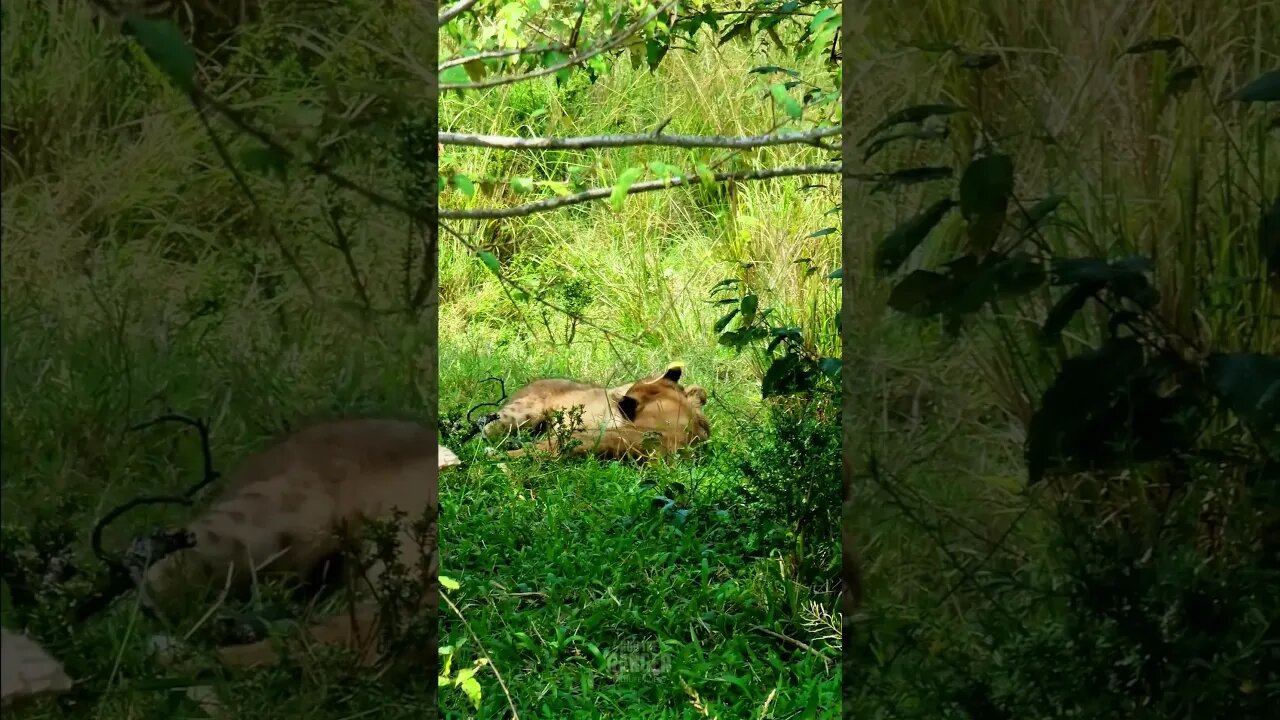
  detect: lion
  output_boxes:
[143,366,709,671]
[479,364,710,461]
[140,418,445,669]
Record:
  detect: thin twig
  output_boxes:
[439,0,479,26]
[442,163,839,219]
[441,0,679,91]
[439,126,840,150]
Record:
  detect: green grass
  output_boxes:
[2,1,841,718]
[436,20,841,718]
[3,0,1273,717]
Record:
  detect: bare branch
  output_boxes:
[439,0,479,26]
[441,0,678,91]
[441,163,839,220]
[439,126,841,151]
[439,43,571,70]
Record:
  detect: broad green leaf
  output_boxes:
[239,145,288,180]
[1124,37,1184,55]
[958,154,1014,253]
[122,15,196,92]
[871,166,952,194]
[714,308,738,333]
[860,104,965,146]
[818,357,841,380]
[1016,194,1065,235]
[1206,353,1280,430]
[887,269,949,315]
[453,173,475,197]
[1165,64,1204,98]
[609,167,644,211]
[478,251,501,276]
[439,575,460,591]
[1229,69,1280,102]
[770,83,803,121]
[694,162,716,188]
[874,197,956,275]
[440,65,470,86]
[863,125,949,161]
[460,676,483,709]
[739,293,759,325]
[510,177,534,193]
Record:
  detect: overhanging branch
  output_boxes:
[440,126,840,151]
[441,163,839,220]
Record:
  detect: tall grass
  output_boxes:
[436,26,842,717]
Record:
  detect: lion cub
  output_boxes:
[481,365,710,461]
[142,418,443,668]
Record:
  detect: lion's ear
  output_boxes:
[618,395,639,422]
[662,364,684,383]
[684,385,708,407]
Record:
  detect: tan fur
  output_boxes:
[480,378,635,441]
[496,365,711,461]
[143,418,440,669]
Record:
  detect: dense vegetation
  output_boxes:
[1,0,1275,718]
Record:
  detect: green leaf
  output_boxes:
[714,308,739,333]
[1040,282,1100,344]
[1165,64,1204,98]
[460,676,483,709]
[1228,69,1280,102]
[440,64,470,86]
[958,154,1014,254]
[874,197,956,275]
[863,125,949,161]
[807,227,836,238]
[739,293,759,325]
[439,575,461,591]
[960,52,1000,71]
[770,83,803,121]
[749,66,801,78]
[239,145,288,180]
[645,37,670,72]
[1124,37,1184,55]
[761,353,814,398]
[870,166,952,194]
[826,267,843,280]
[1206,353,1280,430]
[510,177,534,194]
[1026,337,1198,483]
[887,269,949,315]
[122,15,196,93]
[718,19,753,46]
[609,167,645,211]
[818,357,841,381]
[1259,196,1279,281]
[477,251,501,276]
[860,104,965,146]
[694,162,716,188]
[1016,194,1066,236]
[452,173,475,197]
[809,8,839,33]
